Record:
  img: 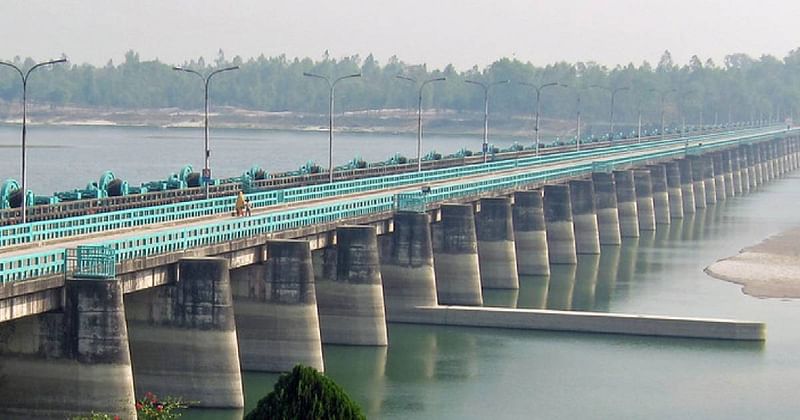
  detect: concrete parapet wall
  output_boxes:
[405,306,766,341]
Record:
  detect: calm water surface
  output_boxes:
[6,126,797,419]
[188,175,800,419]
[0,125,524,194]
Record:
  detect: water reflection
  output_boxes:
[572,254,599,311]
[517,275,549,309]
[481,288,520,308]
[324,345,388,417]
[546,264,576,310]
[594,245,621,311]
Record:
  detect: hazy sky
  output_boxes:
[1,0,799,70]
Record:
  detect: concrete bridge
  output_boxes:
[0,126,795,418]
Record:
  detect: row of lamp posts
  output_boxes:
[0,58,778,223]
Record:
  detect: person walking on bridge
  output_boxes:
[235,191,246,217]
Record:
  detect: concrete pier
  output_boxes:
[512,190,550,276]
[380,212,438,318]
[730,149,743,195]
[0,279,136,419]
[316,225,389,346]
[765,143,776,181]
[746,144,759,189]
[689,156,707,209]
[738,145,750,194]
[613,170,640,238]
[544,184,578,264]
[756,143,767,184]
[678,158,696,214]
[703,154,718,205]
[476,197,520,289]
[231,240,324,372]
[569,180,601,254]
[591,172,622,245]
[126,258,244,408]
[633,170,656,231]
[712,153,727,201]
[433,204,483,305]
[665,161,684,219]
[647,165,671,224]
[722,151,735,197]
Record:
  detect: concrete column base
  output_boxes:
[596,207,622,245]
[433,204,483,305]
[126,258,244,408]
[693,181,707,209]
[0,279,136,419]
[680,184,696,214]
[514,230,550,275]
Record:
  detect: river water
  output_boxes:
[201,171,799,418]
[0,125,525,194]
[3,126,798,419]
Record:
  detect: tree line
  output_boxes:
[1,49,799,129]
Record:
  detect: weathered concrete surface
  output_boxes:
[702,154,718,205]
[433,204,483,305]
[633,170,656,231]
[690,156,708,209]
[544,184,577,264]
[405,306,766,341]
[677,158,696,214]
[613,170,640,238]
[569,180,601,254]
[591,172,622,246]
[512,190,550,276]
[476,197,519,289]
[126,257,244,408]
[712,153,727,202]
[648,165,671,224]
[380,212,439,316]
[231,239,324,372]
[664,161,684,219]
[722,150,736,197]
[0,279,136,419]
[316,225,388,346]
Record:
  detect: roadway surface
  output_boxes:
[1,128,777,263]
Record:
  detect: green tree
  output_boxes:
[245,365,365,420]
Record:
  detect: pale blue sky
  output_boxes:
[1,0,798,69]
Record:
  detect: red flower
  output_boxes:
[157,404,163,412]
[136,402,143,410]
[114,416,120,420]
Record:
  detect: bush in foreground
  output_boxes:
[245,364,365,420]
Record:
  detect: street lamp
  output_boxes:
[464,79,509,163]
[173,65,239,199]
[303,71,362,182]
[649,88,676,141]
[590,85,630,141]
[0,58,67,223]
[519,82,567,155]
[396,75,446,172]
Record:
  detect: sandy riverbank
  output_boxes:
[705,227,800,298]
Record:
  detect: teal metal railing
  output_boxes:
[0,127,775,249]
[0,128,792,284]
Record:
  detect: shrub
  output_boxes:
[245,365,365,420]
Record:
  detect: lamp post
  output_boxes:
[649,88,676,140]
[0,58,67,223]
[396,75,446,172]
[173,65,239,199]
[465,79,509,163]
[519,82,567,155]
[303,72,361,182]
[590,85,630,141]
